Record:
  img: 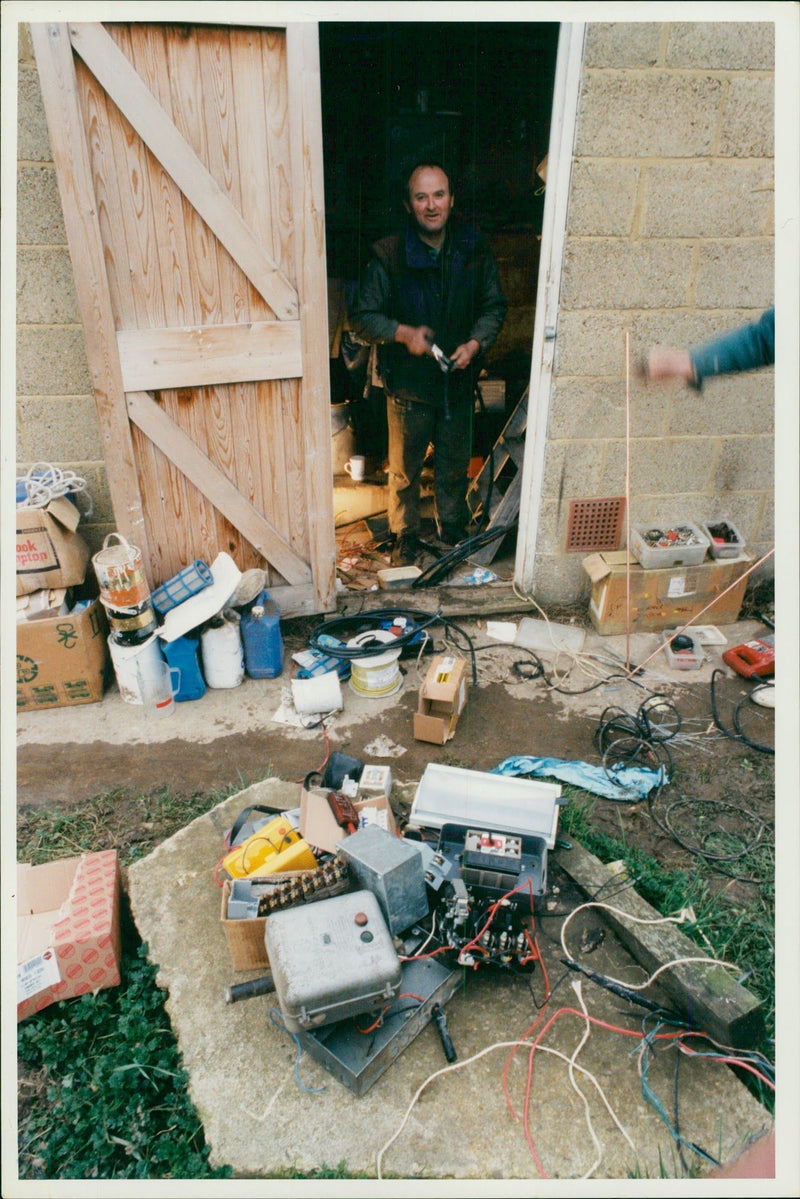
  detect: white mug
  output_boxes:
[344,455,365,482]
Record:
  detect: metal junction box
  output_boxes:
[336,823,429,936]
[264,889,402,1034]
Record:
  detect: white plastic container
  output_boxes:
[108,632,165,705]
[630,522,710,569]
[661,629,705,671]
[201,611,244,688]
[701,520,746,560]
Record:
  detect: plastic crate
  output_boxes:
[701,520,746,560]
[630,523,710,569]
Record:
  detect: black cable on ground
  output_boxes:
[710,669,774,756]
[307,606,479,685]
[411,523,518,588]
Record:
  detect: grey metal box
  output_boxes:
[264,889,401,1034]
[336,823,429,936]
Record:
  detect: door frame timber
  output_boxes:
[31,20,336,617]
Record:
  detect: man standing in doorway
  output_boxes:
[351,162,507,566]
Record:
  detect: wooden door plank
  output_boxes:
[68,21,299,320]
[30,23,150,565]
[286,23,337,613]
[116,321,303,390]
[125,391,312,585]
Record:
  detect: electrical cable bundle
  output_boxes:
[593,695,679,796]
[710,669,774,756]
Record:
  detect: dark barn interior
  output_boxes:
[319,22,560,470]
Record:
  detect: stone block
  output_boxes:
[16,396,103,463]
[718,76,775,159]
[575,73,724,158]
[541,438,606,500]
[16,326,91,395]
[17,66,53,163]
[694,240,774,309]
[584,23,663,69]
[665,22,775,71]
[665,373,773,438]
[713,436,774,492]
[17,247,80,323]
[17,165,67,244]
[640,162,774,238]
[77,465,115,525]
[549,377,670,441]
[527,553,588,607]
[567,161,641,236]
[603,435,718,496]
[561,239,694,310]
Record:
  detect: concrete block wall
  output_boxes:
[534,21,774,605]
[16,23,113,557]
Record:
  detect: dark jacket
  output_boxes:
[350,218,507,406]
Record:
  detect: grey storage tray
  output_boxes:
[264,889,402,1033]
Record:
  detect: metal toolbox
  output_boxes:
[264,890,402,1034]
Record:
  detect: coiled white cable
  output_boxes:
[16,462,92,515]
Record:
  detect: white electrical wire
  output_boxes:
[568,979,608,1179]
[560,901,740,992]
[16,462,92,514]
[376,1036,636,1181]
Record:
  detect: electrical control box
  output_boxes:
[336,823,429,936]
[264,890,402,1034]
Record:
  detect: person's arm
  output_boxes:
[451,250,508,370]
[646,308,775,389]
[350,258,433,357]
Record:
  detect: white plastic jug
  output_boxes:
[201,611,244,688]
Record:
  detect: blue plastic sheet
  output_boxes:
[492,755,664,801]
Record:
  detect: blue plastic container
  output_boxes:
[162,633,206,702]
[240,591,284,678]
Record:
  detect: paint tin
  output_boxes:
[108,632,166,706]
[93,532,157,644]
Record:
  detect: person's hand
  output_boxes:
[449,338,481,370]
[395,324,435,357]
[644,347,696,385]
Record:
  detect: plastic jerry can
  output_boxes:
[240,590,284,678]
[201,611,245,688]
[162,633,206,701]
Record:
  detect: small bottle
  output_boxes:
[240,591,284,678]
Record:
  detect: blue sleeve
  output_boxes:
[690,308,775,387]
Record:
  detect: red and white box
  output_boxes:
[17,850,122,1021]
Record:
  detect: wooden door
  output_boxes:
[31,20,335,617]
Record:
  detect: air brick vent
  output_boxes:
[566,497,626,553]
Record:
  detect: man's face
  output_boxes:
[405,166,454,238]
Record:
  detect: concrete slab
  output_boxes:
[126,779,771,1182]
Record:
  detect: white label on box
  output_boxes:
[17,947,61,1002]
[358,806,389,830]
[666,575,693,598]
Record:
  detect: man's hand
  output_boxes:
[449,338,481,370]
[644,347,696,386]
[395,324,435,357]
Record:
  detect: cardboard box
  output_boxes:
[413,654,469,744]
[17,851,121,1021]
[582,551,753,636]
[16,497,90,596]
[220,880,272,972]
[300,788,397,855]
[17,597,109,710]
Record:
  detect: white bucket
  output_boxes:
[109,633,167,706]
[201,611,245,688]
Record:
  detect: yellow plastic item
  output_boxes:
[248,838,317,878]
[222,816,301,880]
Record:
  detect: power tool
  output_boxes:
[722,634,775,679]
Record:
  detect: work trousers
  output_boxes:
[386,393,472,535]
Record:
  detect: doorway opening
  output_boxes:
[318,21,560,579]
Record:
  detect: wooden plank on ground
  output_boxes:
[334,584,543,621]
[553,838,765,1048]
[68,21,299,320]
[117,321,303,391]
